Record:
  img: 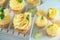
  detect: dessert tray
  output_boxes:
[0,0,60,40]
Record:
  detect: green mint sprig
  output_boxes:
[0,7,5,20]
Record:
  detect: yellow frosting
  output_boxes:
[35,16,47,27]
[10,0,25,10]
[46,24,58,36]
[13,12,31,30]
[27,0,41,6]
[48,8,58,19]
[0,9,11,25]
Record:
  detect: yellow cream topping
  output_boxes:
[48,8,58,19]
[13,12,31,30]
[46,24,58,36]
[35,16,47,27]
[10,0,25,10]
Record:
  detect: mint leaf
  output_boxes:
[0,7,5,20]
[19,0,23,3]
[0,7,5,12]
[48,8,52,17]
[26,15,29,21]
[48,13,50,17]
[0,13,5,20]
[41,16,44,20]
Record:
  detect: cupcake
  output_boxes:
[13,12,31,34]
[10,0,25,13]
[0,0,7,7]
[27,8,37,17]
[47,8,58,20]
[0,8,11,28]
[37,9,45,16]
[46,24,59,37]
[27,0,41,6]
[35,16,47,29]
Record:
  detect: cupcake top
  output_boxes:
[10,0,25,10]
[47,8,58,19]
[35,16,47,27]
[27,0,41,6]
[13,12,31,30]
[0,8,11,25]
[46,24,58,37]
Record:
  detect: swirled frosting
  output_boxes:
[13,12,31,30]
[10,0,25,10]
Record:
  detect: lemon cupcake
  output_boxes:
[35,16,47,29]
[0,0,7,7]
[47,8,58,20]
[0,8,11,28]
[13,12,31,34]
[27,0,41,6]
[37,9,45,16]
[10,0,25,13]
[46,24,59,37]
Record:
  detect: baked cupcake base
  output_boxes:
[10,7,25,14]
[35,22,46,29]
[47,15,54,20]
[0,0,7,7]
[15,25,31,34]
[46,31,57,37]
[0,23,9,28]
